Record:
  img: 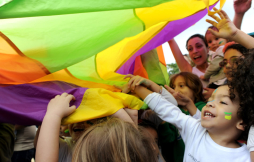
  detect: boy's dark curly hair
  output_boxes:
[228,48,254,141]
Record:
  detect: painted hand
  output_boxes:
[206,8,238,40]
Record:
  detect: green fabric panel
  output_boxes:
[0,9,143,73]
[67,55,127,86]
[159,62,170,86]
[141,49,167,86]
[0,0,12,7]
[0,0,173,19]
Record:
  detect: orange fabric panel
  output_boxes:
[0,32,49,84]
[156,45,166,66]
[32,69,121,92]
[133,55,148,78]
[0,53,49,84]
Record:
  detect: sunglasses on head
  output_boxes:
[219,56,239,67]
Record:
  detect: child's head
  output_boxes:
[139,119,158,145]
[228,49,254,140]
[72,118,158,162]
[201,85,246,140]
[220,43,248,81]
[170,72,205,103]
[68,119,98,141]
[205,26,227,52]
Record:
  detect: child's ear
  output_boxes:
[236,119,245,131]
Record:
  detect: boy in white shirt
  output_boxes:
[131,83,250,162]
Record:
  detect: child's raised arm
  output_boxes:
[36,93,76,162]
[207,8,254,49]
[168,39,192,72]
[233,0,252,29]
[123,74,178,105]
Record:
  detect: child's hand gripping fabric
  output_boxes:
[125,74,153,91]
[124,74,178,105]
[36,93,76,162]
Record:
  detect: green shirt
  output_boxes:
[158,101,206,162]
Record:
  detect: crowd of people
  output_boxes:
[1,0,254,162]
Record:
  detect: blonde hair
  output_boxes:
[72,118,158,162]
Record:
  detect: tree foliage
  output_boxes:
[167,63,179,76]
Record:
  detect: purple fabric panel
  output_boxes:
[0,81,87,125]
[117,3,217,75]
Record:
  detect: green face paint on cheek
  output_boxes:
[219,41,223,45]
[224,112,232,120]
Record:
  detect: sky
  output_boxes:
[163,0,254,64]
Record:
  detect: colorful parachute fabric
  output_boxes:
[0,0,225,125]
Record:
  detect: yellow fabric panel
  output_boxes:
[31,69,120,92]
[136,0,221,29]
[96,21,168,81]
[0,32,19,55]
[203,0,226,15]
[62,88,144,125]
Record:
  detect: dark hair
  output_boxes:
[186,34,208,50]
[223,43,249,55]
[138,119,157,132]
[169,72,205,103]
[228,49,254,141]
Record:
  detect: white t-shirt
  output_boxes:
[145,93,250,162]
[192,67,208,88]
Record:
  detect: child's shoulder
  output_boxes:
[212,46,225,59]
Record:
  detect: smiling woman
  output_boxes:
[168,34,209,88]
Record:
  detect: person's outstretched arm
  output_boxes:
[207,8,254,49]
[233,0,252,29]
[123,74,178,105]
[168,39,192,72]
[36,93,76,162]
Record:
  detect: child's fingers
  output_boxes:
[131,78,141,90]
[220,10,229,20]
[209,14,221,23]
[164,85,175,94]
[61,92,69,97]
[128,76,137,88]
[66,94,76,102]
[206,19,218,27]
[212,7,225,19]
[70,105,76,110]
[208,28,219,37]
[216,10,225,20]
[133,77,142,86]
[124,74,134,79]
